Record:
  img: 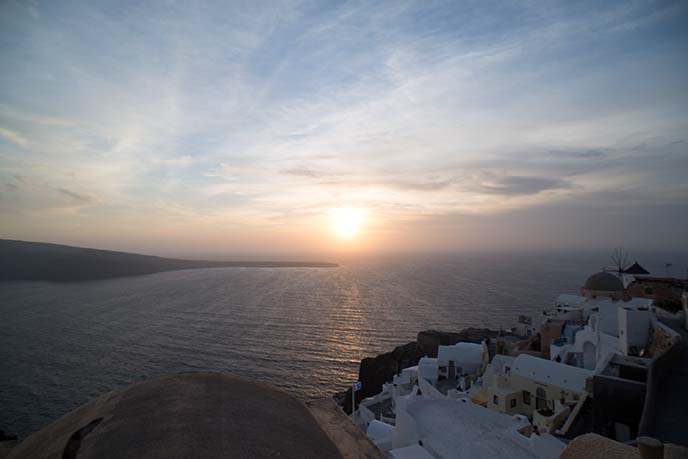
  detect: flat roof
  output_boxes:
[389,444,435,459]
[512,354,592,393]
[405,397,565,458]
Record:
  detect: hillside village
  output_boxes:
[346,262,688,459]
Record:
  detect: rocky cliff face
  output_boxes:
[336,328,502,414]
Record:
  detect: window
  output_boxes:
[510,398,517,408]
[493,395,499,405]
[644,287,654,295]
[523,391,531,405]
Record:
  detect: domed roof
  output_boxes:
[583,271,624,292]
[7,373,346,459]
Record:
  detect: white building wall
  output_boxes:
[597,332,623,369]
[618,308,651,355]
[437,342,484,375]
[393,366,418,386]
[555,323,597,369]
[598,306,619,337]
[418,357,439,384]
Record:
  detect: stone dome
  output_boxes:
[6,373,348,459]
[583,271,624,292]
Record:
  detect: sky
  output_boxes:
[1,0,687,257]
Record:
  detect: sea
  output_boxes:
[1,251,686,438]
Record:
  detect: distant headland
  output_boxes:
[0,239,339,282]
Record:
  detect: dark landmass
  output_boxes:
[335,328,510,413]
[0,239,338,282]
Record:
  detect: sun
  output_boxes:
[333,207,363,238]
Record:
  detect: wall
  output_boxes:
[646,320,679,358]
[598,306,619,337]
[626,279,686,310]
[638,320,682,438]
[540,320,565,358]
[593,374,647,440]
[597,333,623,369]
[507,374,583,417]
[486,388,522,416]
[618,308,651,355]
[568,324,598,370]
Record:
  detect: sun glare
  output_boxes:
[333,207,363,238]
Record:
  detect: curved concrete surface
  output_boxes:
[8,373,344,459]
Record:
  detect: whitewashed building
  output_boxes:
[548,295,653,371]
[437,342,485,379]
[367,387,565,459]
[470,354,592,433]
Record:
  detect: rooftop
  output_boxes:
[512,354,593,393]
[555,294,652,311]
[404,397,565,459]
[622,262,650,275]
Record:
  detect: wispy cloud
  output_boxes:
[56,188,96,206]
[0,127,29,149]
[479,176,572,196]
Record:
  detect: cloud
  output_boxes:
[56,188,96,205]
[479,176,571,196]
[281,168,336,178]
[548,149,610,160]
[0,127,29,149]
[387,179,452,191]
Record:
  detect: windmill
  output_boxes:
[610,247,629,273]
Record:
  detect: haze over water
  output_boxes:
[2,251,686,438]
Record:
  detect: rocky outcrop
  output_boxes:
[336,328,503,414]
[358,341,419,400]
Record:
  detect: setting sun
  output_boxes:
[333,207,363,238]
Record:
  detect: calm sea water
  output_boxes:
[1,251,686,437]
